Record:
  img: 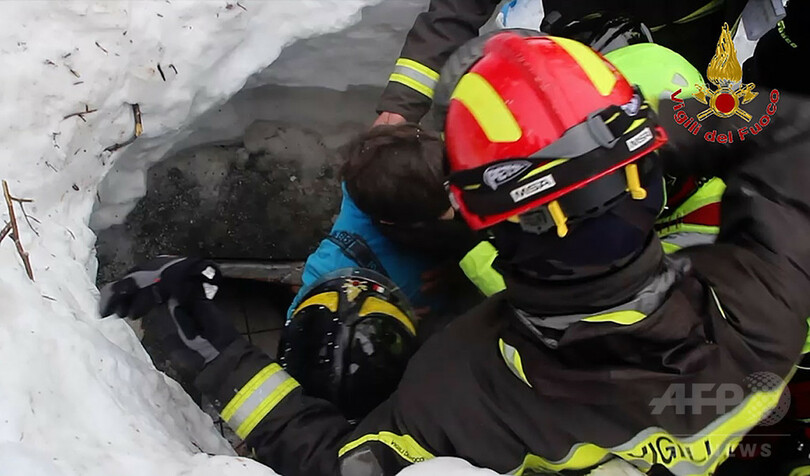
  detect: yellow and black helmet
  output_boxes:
[279,268,418,421]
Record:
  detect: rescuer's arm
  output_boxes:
[680,94,810,370]
[376,0,501,123]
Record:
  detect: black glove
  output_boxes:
[99,256,218,318]
[100,256,239,363]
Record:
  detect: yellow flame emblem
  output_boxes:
[342,279,368,303]
[693,23,758,122]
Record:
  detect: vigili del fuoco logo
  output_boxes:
[669,23,779,143]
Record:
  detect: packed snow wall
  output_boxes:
[0,2,382,475]
[91,0,432,283]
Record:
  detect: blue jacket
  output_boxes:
[287,184,436,319]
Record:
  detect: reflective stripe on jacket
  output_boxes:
[459,240,505,297]
[378,0,745,122]
[657,177,725,253]
[460,178,725,296]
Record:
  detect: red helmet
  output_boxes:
[440,32,667,236]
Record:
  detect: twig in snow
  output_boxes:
[63,105,98,122]
[44,162,58,172]
[169,64,178,75]
[104,104,143,152]
[134,104,143,136]
[5,187,38,252]
[42,295,56,302]
[236,2,246,10]
[157,63,166,81]
[44,59,56,67]
[0,222,10,242]
[95,41,108,54]
[66,66,80,78]
[18,202,40,237]
[2,180,34,281]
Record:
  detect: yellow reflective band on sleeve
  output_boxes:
[338,431,434,463]
[389,58,439,99]
[293,291,339,316]
[669,224,720,235]
[459,241,506,297]
[220,363,300,440]
[395,58,439,81]
[358,296,416,335]
[678,178,725,216]
[221,363,280,421]
[499,339,532,388]
[659,230,719,251]
[657,178,725,237]
[390,73,435,99]
[548,36,617,96]
[512,370,792,475]
[451,72,522,143]
[513,444,611,474]
[235,378,299,439]
[582,310,646,325]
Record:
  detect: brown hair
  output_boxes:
[341,124,450,223]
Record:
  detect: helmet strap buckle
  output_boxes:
[585,110,619,149]
[518,202,569,238]
[518,207,554,235]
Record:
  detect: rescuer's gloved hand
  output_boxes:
[100,256,240,364]
[99,256,221,319]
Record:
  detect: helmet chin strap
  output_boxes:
[492,156,663,282]
[493,217,654,282]
[514,152,660,239]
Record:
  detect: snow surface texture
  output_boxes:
[0,2,378,476]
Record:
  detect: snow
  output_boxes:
[0,1,378,475]
[90,0,431,232]
[0,1,757,475]
[246,0,429,91]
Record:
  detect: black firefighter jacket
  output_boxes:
[379,0,746,122]
[194,94,810,476]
